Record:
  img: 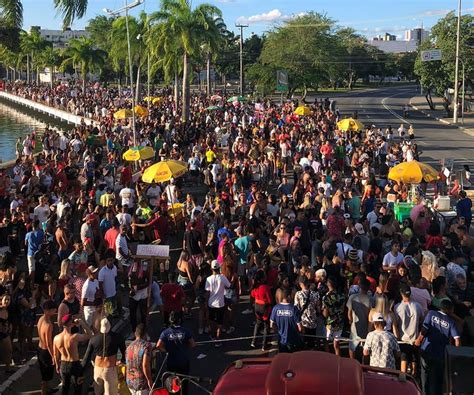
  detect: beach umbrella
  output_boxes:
[143,96,154,102]
[206,105,223,111]
[294,106,311,116]
[337,118,364,132]
[123,146,155,161]
[134,105,149,117]
[388,160,438,184]
[142,160,188,183]
[113,109,133,120]
[152,97,163,105]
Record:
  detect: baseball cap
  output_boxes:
[355,223,365,235]
[400,284,411,297]
[372,313,385,323]
[61,313,73,326]
[100,318,111,334]
[211,260,220,270]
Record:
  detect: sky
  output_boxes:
[21,0,474,39]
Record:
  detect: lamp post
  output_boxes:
[453,0,462,124]
[104,0,143,146]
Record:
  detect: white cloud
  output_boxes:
[236,9,289,25]
[421,9,451,17]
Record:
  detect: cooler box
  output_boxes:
[436,196,451,211]
[394,202,414,223]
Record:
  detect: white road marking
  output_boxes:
[381,91,411,125]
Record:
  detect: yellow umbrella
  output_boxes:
[337,118,364,132]
[123,146,155,161]
[142,160,188,183]
[134,105,149,117]
[388,160,439,184]
[143,96,154,102]
[152,97,162,105]
[294,106,311,116]
[113,109,133,120]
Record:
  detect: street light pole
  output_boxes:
[453,0,462,123]
[104,0,143,147]
[236,24,248,95]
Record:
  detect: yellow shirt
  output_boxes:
[206,150,217,163]
[100,192,115,207]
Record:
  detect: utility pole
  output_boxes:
[453,0,462,123]
[236,24,248,95]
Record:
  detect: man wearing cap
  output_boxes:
[83,317,126,395]
[354,223,369,254]
[415,299,461,395]
[363,312,400,369]
[205,260,230,347]
[53,314,93,395]
[394,284,424,375]
[81,265,101,327]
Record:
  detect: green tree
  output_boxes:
[61,37,106,91]
[396,52,417,81]
[152,0,222,122]
[250,12,336,98]
[20,30,51,83]
[414,12,473,99]
[214,30,239,93]
[38,46,62,87]
[1,0,88,31]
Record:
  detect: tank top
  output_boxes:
[62,298,80,316]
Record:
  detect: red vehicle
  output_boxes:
[213,351,421,395]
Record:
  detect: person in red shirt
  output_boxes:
[133,209,170,244]
[160,272,185,325]
[250,270,273,350]
[104,219,120,251]
[120,164,132,186]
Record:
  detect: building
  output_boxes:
[404,28,429,43]
[367,40,418,54]
[372,33,397,41]
[30,26,89,48]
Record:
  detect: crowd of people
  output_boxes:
[0,80,473,395]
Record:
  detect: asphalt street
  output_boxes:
[8,85,474,394]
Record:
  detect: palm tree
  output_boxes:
[61,37,106,91]
[1,0,87,30]
[201,17,227,96]
[0,44,19,80]
[20,30,50,83]
[38,46,61,87]
[153,0,222,122]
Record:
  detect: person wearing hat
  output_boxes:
[81,265,101,327]
[205,260,231,347]
[83,317,126,395]
[53,314,93,395]
[363,312,400,369]
[394,284,424,375]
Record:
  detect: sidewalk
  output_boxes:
[410,95,474,135]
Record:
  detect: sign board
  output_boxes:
[136,244,169,258]
[421,49,442,62]
[276,70,289,92]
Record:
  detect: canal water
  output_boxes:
[0,99,71,164]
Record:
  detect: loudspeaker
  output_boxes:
[445,345,474,393]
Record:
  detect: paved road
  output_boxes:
[333,85,474,169]
[9,86,474,394]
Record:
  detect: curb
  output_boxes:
[0,308,130,394]
[409,97,474,135]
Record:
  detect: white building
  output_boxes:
[404,28,429,43]
[30,26,89,48]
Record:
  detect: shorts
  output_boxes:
[38,348,54,382]
[27,255,36,273]
[237,263,246,277]
[326,327,342,341]
[208,306,225,325]
[400,343,418,364]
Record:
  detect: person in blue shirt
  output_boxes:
[415,299,461,395]
[24,220,44,283]
[156,311,196,391]
[270,289,303,353]
[217,219,233,243]
[456,190,472,230]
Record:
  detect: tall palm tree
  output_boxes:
[0,44,19,80]
[61,37,106,91]
[201,17,227,96]
[1,0,87,30]
[38,46,61,87]
[153,0,222,122]
[20,30,50,83]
